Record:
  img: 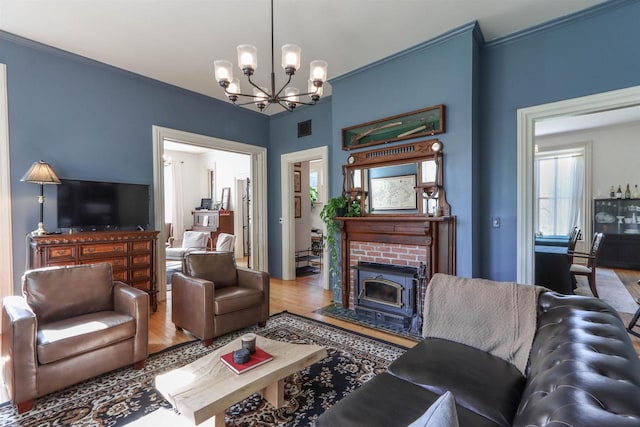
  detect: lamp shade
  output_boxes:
[20,161,61,185]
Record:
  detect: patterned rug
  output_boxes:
[0,312,406,426]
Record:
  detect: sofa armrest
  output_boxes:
[113,281,149,363]
[237,268,269,322]
[171,273,215,341]
[237,267,269,291]
[2,296,38,405]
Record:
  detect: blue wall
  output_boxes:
[267,99,332,277]
[1,32,269,289]
[479,0,640,280]
[330,24,481,279]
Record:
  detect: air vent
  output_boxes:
[298,120,312,138]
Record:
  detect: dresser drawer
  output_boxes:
[80,257,128,270]
[45,246,76,263]
[131,267,151,281]
[131,254,151,267]
[80,242,127,258]
[131,240,152,252]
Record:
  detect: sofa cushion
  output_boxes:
[315,373,499,427]
[388,338,525,427]
[184,252,238,288]
[23,263,114,323]
[514,292,640,426]
[408,391,459,427]
[37,311,135,364]
[214,287,263,315]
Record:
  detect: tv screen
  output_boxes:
[57,179,150,231]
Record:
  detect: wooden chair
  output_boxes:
[566,225,581,264]
[568,232,605,298]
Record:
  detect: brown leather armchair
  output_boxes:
[172,252,269,346]
[2,263,149,413]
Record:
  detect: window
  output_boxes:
[535,148,584,237]
[309,159,324,203]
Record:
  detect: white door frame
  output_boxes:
[517,85,640,283]
[281,146,329,289]
[0,64,14,320]
[153,126,269,298]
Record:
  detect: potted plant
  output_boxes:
[320,195,348,298]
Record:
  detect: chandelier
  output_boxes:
[214,0,328,112]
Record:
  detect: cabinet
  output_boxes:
[594,198,640,269]
[29,231,159,311]
[191,210,234,250]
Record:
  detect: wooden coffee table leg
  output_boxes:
[213,411,226,427]
[261,379,285,407]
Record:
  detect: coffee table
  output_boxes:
[155,335,327,426]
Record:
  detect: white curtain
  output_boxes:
[566,155,584,231]
[171,162,185,241]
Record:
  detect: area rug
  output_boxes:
[316,304,422,342]
[0,312,406,427]
[574,268,638,314]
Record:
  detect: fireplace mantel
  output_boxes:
[338,215,456,308]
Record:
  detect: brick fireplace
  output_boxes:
[338,216,456,322]
[348,241,427,309]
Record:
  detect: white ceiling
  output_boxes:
[536,105,640,136]
[0,0,606,115]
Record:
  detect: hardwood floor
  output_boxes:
[151,272,417,354]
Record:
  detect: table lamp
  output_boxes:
[20,160,61,236]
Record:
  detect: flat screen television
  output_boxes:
[57,179,150,231]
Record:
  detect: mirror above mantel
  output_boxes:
[342,138,450,217]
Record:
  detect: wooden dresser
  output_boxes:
[29,230,159,311]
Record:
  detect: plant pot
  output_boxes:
[335,207,347,217]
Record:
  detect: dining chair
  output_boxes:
[566,225,581,265]
[568,232,605,298]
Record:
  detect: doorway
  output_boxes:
[517,85,640,284]
[152,126,268,299]
[281,146,330,290]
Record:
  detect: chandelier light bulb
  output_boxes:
[284,87,300,108]
[282,44,301,74]
[310,60,327,83]
[253,87,268,110]
[214,60,233,84]
[237,44,258,74]
[308,80,323,100]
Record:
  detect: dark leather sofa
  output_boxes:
[316,292,640,426]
